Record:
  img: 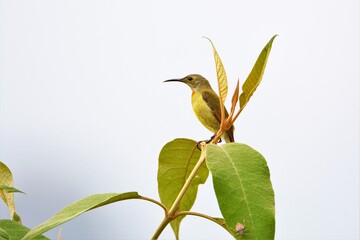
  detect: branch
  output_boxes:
[139,196,168,214]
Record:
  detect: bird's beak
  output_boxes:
[163,78,183,83]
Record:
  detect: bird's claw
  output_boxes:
[206,134,221,144]
[196,135,221,150]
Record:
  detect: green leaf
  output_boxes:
[206,143,275,240]
[240,35,277,109]
[0,185,25,194]
[158,138,209,239]
[0,227,10,240]
[0,220,48,240]
[204,37,228,106]
[0,161,22,223]
[22,192,141,240]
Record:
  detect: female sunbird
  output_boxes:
[164,74,235,143]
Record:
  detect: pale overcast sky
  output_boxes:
[0,0,359,239]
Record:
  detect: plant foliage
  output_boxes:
[158,138,209,238]
[240,35,277,110]
[0,161,23,223]
[0,35,277,240]
[206,143,275,239]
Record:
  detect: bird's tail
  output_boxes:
[224,127,235,143]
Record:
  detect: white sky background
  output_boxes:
[0,0,359,239]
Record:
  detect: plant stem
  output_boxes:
[212,130,223,144]
[151,143,207,239]
[175,211,233,236]
[151,217,172,240]
[139,196,168,214]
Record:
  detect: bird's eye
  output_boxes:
[188,77,193,81]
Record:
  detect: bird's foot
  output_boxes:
[196,135,221,150]
[206,134,221,144]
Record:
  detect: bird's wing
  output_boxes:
[202,90,235,142]
[202,91,223,124]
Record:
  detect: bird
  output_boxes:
[164,74,235,143]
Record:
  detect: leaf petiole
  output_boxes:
[174,211,234,236]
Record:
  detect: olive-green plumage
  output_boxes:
[164,74,235,143]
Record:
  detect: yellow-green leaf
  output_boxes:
[22,192,141,240]
[158,138,209,239]
[0,185,25,194]
[204,37,228,107]
[240,35,277,109]
[0,161,22,223]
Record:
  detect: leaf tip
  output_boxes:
[270,34,278,43]
[203,36,216,47]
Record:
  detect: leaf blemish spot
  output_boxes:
[235,222,245,235]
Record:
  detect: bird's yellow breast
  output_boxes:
[191,91,220,133]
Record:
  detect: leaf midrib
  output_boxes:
[219,146,257,239]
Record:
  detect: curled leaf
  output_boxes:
[204,37,228,122]
[230,80,240,117]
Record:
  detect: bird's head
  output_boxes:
[164,74,211,91]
